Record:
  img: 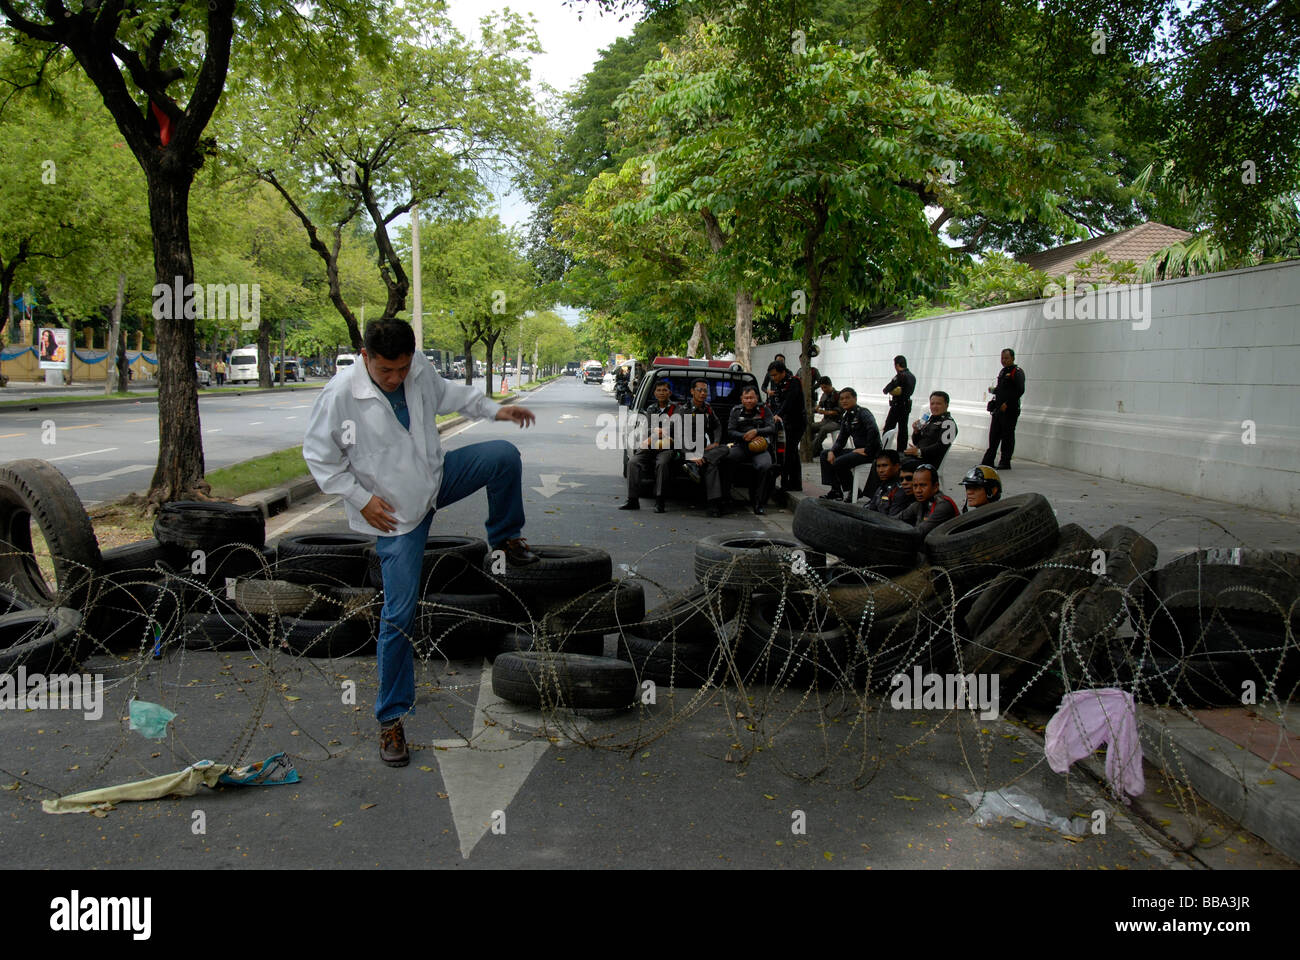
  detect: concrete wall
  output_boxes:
[756,259,1300,515]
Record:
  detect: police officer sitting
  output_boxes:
[958,465,1002,513]
[864,449,911,515]
[724,385,777,515]
[621,380,677,513]
[819,387,881,501]
[905,390,958,468]
[680,379,728,517]
[899,462,960,539]
[810,376,842,450]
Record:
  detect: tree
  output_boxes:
[0,0,384,507]
[227,0,548,352]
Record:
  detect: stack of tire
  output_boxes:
[1131,549,1299,706]
[481,545,644,710]
[0,459,98,667]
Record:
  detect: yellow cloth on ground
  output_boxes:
[41,761,232,814]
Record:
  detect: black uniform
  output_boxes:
[627,399,677,500]
[819,405,881,497]
[983,363,1026,468]
[867,478,910,516]
[900,491,960,539]
[910,411,958,468]
[882,367,915,453]
[682,400,726,501]
[769,375,806,491]
[811,390,842,449]
[725,402,777,508]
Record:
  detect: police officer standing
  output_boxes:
[983,347,1025,470]
[818,387,881,501]
[621,380,677,513]
[681,379,728,517]
[881,355,915,453]
[725,386,778,515]
[767,360,806,492]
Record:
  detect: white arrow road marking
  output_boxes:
[431,660,593,859]
[70,463,154,484]
[530,474,586,498]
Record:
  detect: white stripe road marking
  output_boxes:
[47,447,118,462]
[266,496,340,539]
[71,463,154,484]
[249,421,264,426]
[285,416,297,420]
[205,428,223,434]
[144,439,159,444]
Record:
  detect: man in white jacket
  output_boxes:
[303,320,536,767]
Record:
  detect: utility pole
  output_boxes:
[279,316,285,387]
[411,203,424,349]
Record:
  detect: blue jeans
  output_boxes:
[373,439,525,723]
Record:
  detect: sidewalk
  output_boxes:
[783,435,1300,861]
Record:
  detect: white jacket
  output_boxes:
[302,351,501,536]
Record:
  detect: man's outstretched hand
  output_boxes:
[361,495,398,533]
[496,405,536,428]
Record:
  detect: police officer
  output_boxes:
[724,385,777,515]
[810,376,842,450]
[621,380,677,513]
[982,347,1025,470]
[865,449,911,515]
[681,379,728,517]
[900,463,961,539]
[905,391,958,468]
[767,360,806,492]
[819,387,881,501]
[958,465,1002,513]
[881,355,915,453]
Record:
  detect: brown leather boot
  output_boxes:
[380,719,409,767]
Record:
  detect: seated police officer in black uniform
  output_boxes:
[680,378,728,517]
[621,380,677,513]
[958,465,1003,513]
[810,376,842,450]
[905,390,958,468]
[766,360,805,493]
[881,355,916,454]
[724,385,777,515]
[865,449,911,515]
[819,387,881,501]
[900,462,961,539]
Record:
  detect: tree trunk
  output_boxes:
[105,271,125,395]
[462,334,474,385]
[798,282,821,463]
[482,330,500,395]
[145,171,208,508]
[257,317,273,388]
[734,289,754,371]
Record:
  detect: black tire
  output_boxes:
[694,532,823,593]
[99,538,172,579]
[234,579,315,616]
[366,536,492,594]
[419,592,508,660]
[181,610,274,652]
[792,498,921,569]
[483,546,613,613]
[1162,548,1300,577]
[490,628,603,658]
[616,632,721,687]
[634,585,739,643]
[1068,525,1159,644]
[0,580,32,615]
[856,597,950,690]
[958,524,1098,686]
[153,501,266,557]
[492,651,638,709]
[83,579,184,656]
[327,586,380,616]
[276,533,375,587]
[542,581,647,638]
[924,493,1059,581]
[826,565,937,625]
[0,459,102,609]
[1151,559,1297,635]
[0,607,82,673]
[739,592,853,687]
[280,614,376,658]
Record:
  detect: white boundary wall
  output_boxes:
[755,259,1300,515]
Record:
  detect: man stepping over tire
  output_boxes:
[958,465,1003,513]
[724,385,777,515]
[621,380,677,513]
[900,462,960,539]
[681,379,728,517]
[864,449,910,515]
[303,320,538,768]
[905,390,958,469]
[818,387,881,501]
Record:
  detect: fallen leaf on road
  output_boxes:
[361,803,377,810]
[285,695,302,702]
[823,852,833,861]
[419,765,433,772]
[437,792,448,799]
[763,794,776,800]
[332,820,343,827]
[1012,821,1026,829]
[894,795,921,802]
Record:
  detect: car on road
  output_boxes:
[335,354,358,375]
[583,361,604,383]
[274,359,303,382]
[621,357,785,501]
[195,362,211,387]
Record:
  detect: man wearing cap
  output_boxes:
[900,462,961,539]
[958,465,1003,513]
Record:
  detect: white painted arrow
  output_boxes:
[530,473,586,498]
[430,660,592,859]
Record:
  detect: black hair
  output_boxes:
[839,386,857,399]
[930,390,950,404]
[1002,347,1016,360]
[900,456,922,473]
[875,449,901,465]
[914,463,939,484]
[894,355,907,368]
[818,376,833,387]
[691,378,709,391]
[768,360,787,374]
[741,385,760,397]
[364,320,416,360]
[774,353,786,361]
[654,380,671,391]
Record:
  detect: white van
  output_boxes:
[228,345,259,384]
[335,353,358,375]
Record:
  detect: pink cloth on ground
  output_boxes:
[1044,689,1145,800]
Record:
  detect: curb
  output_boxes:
[232,393,517,520]
[0,382,325,413]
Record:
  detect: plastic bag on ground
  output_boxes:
[964,787,1090,836]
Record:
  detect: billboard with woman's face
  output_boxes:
[38,328,70,369]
